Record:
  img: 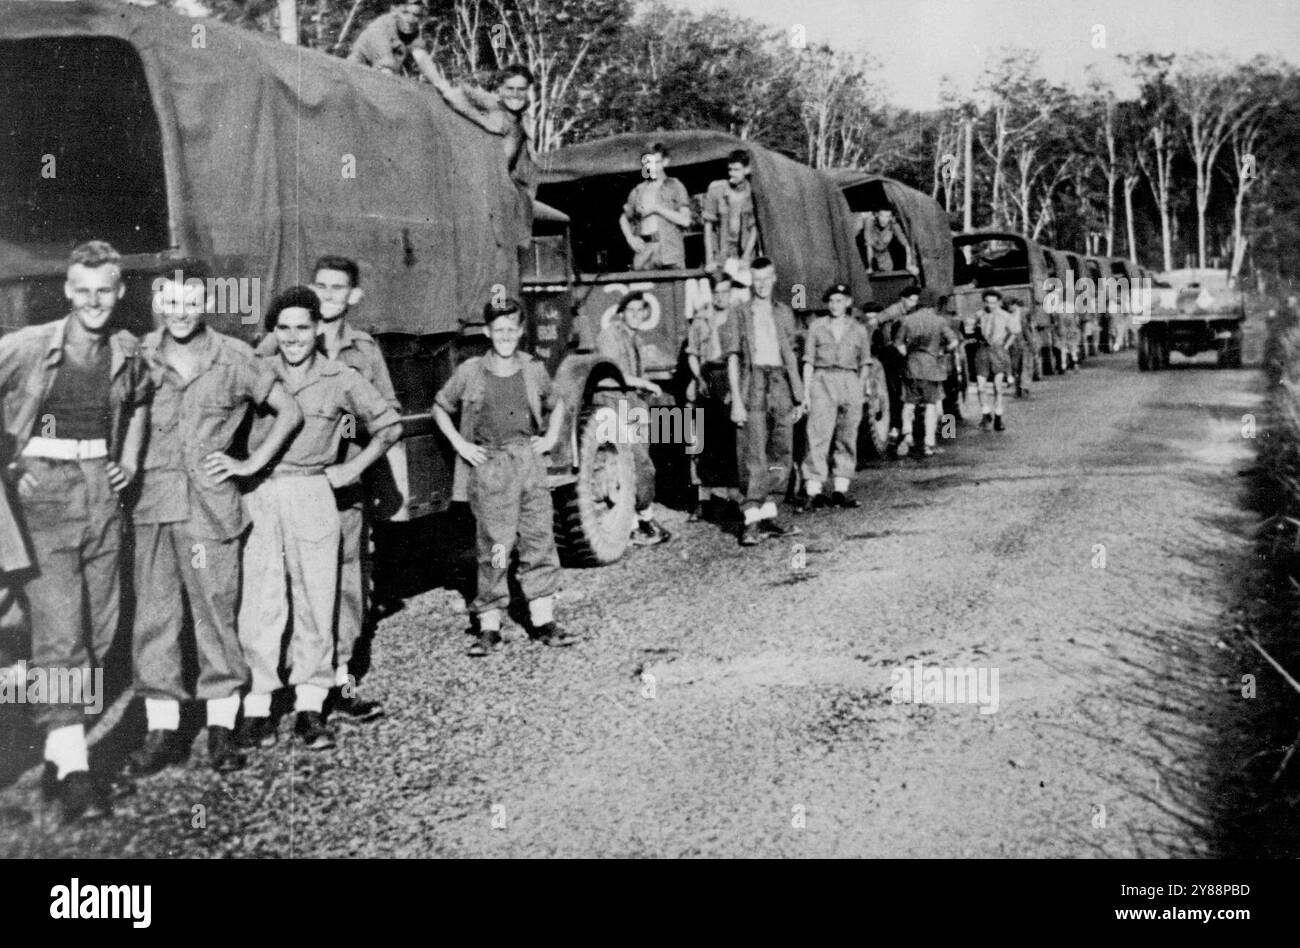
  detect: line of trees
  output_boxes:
[170,0,1299,285]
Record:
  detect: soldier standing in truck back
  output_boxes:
[620,143,692,271]
[702,150,758,273]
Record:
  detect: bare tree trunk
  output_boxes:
[278,0,297,45]
[1123,174,1140,265]
[963,118,973,233]
[333,0,366,51]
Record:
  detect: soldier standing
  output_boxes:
[257,256,408,723]
[619,143,692,271]
[126,263,302,777]
[237,288,402,752]
[974,290,1015,431]
[725,257,807,546]
[702,150,758,273]
[686,271,739,522]
[871,285,921,453]
[896,298,961,458]
[433,299,577,657]
[0,241,150,820]
[797,283,871,511]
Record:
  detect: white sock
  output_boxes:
[759,501,778,520]
[206,695,240,730]
[242,692,272,719]
[144,697,180,732]
[743,506,763,525]
[335,664,350,688]
[639,508,656,523]
[833,477,850,493]
[529,595,555,627]
[805,481,823,497]
[44,724,88,780]
[294,684,329,714]
[479,608,502,632]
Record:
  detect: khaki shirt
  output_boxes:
[898,308,959,382]
[135,328,276,539]
[596,320,643,380]
[702,179,756,260]
[804,317,871,372]
[347,12,424,76]
[0,316,150,464]
[623,177,690,269]
[686,305,731,365]
[254,354,400,476]
[258,324,399,465]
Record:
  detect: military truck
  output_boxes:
[535,132,874,489]
[1136,268,1246,370]
[827,170,958,433]
[0,0,636,566]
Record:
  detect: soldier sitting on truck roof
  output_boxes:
[620,143,692,271]
[427,62,538,197]
[347,1,437,81]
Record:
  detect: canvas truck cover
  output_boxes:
[824,169,954,294]
[0,0,528,336]
[537,131,871,306]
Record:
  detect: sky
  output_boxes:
[669,0,1300,110]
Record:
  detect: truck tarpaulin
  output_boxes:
[0,0,529,337]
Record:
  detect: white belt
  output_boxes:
[22,437,109,461]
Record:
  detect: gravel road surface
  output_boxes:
[1,338,1285,858]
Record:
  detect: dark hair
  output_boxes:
[69,240,121,269]
[899,285,921,299]
[706,271,733,290]
[981,288,1003,301]
[264,285,322,332]
[727,149,751,167]
[750,256,774,272]
[482,298,523,325]
[1005,297,1025,309]
[313,255,360,287]
[617,291,648,314]
[496,63,535,88]
[640,142,668,159]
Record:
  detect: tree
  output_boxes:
[1170,54,1266,268]
[1129,53,1178,271]
[974,50,1056,228]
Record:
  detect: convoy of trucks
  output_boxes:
[0,1,1247,575]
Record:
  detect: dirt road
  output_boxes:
[1,340,1283,857]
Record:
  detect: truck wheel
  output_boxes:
[553,404,636,567]
[859,360,892,459]
[1137,330,1151,371]
[1218,328,1244,369]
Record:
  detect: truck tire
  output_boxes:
[553,404,636,567]
[1218,327,1244,369]
[859,359,891,459]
